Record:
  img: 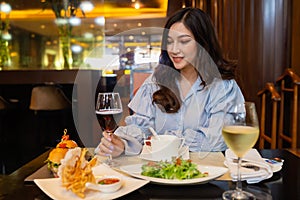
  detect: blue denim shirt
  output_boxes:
[114,74,245,155]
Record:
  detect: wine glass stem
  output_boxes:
[106,132,113,163]
[236,157,243,194]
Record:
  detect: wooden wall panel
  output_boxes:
[168,0,294,118]
[197,0,291,108]
[292,0,300,74]
[169,0,297,146]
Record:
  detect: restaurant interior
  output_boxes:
[0,0,299,196]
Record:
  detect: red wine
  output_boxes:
[96,109,122,132]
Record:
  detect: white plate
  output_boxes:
[139,145,190,161]
[119,164,228,185]
[34,164,149,200]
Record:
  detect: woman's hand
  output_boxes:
[95,131,125,158]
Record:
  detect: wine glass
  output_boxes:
[95,92,123,167]
[222,102,259,200]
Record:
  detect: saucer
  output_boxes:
[139,145,189,161]
[263,158,283,173]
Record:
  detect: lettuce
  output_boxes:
[141,158,208,180]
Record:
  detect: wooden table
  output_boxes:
[0,149,299,200]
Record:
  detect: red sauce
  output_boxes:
[98,178,119,185]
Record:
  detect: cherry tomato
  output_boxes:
[145,136,152,146]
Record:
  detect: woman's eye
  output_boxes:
[167,40,173,45]
[180,40,191,44]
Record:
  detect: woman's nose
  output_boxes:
[169,42,180,54]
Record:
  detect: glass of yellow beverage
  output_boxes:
[222,102,259,200]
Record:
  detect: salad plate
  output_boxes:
[34,164,149,200]
[119,164,228,185]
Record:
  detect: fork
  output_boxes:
[242,164,260,171]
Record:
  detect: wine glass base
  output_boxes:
[223,190,256,200]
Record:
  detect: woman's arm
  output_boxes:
[113,79,158,155]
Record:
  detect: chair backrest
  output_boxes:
[0,96,10,110]
[257,82,281,149]
[130,69,152,99]
[29,84,71,111]
[276,68,300,149]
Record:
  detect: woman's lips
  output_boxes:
[172,57,183,63]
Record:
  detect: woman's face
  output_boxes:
[167,22,197,71]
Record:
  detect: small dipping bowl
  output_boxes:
[86,175,122,193]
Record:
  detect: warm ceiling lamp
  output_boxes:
[132,0,141,9]
[134,2,140,9]
[79,1,94,12]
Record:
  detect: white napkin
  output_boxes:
[225,149,273,184]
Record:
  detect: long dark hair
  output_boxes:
[152,7,237,113]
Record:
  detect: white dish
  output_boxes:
[119,164,228,185]
[139,145,189,161]
[34,164,149,200]
[86,175,122,193]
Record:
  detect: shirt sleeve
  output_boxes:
[114,77,157,155]
[183,79,244,152]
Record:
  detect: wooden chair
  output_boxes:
[29,83,74,149]
[130,69,152,99]
[0,96,10,110]
[129,69,152,115]
[30,83,71,111]
[0,96,10,174]
[276,68,300,149]
[257,82,281,149]
[0,96,18,174]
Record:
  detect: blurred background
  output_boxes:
[0,0,299,174]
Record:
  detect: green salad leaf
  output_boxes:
[141,158,208,180]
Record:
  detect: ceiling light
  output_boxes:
[0,2,11,14]
[83,32,94,39]
[71,45,83,53]
[134,2,140,9]
[95,17,105,26]
[69,17,81,26]
[89,24,95,29]
[55,18,68,25]
[129,35,134,40]
[79,1,94,12]
[1,32,12,40]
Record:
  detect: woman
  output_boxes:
[95,7,244,157]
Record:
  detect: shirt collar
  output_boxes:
[176,76,205,101]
